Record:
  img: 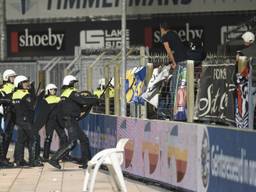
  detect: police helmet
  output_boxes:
[45,83,57,95]
[14,75,28,88]
[62,75,77,86]
[98,78,105,86]
[3,69,17,82]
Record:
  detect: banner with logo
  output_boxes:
[7,21,134,56]
[196,63,236,125]
[9,28,66,56]
[6,13,255,57]
[117,117,198,191]
[197,125,256,192]
[6,0,256,21]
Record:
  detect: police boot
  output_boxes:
[0,159,14,168]
[79,136,91,168]
[48,159,61,169]
[0,134,4,160]
[43,137,51,161]
[3,124,14,160]
[35,134,41,160]
[78,164,88,169]
[0,146,12,167]
[28,140,43,167]
[49,143,74,169]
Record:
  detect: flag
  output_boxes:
[142,65,171,108]
[131,66,146,104]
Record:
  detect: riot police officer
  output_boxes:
[0,69,16,162]
[48,75,99,169]
[33,83,68,161]
[12,75,41,167]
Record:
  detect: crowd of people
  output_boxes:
[0,71,100,169]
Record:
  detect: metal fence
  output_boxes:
[0,48,193,120]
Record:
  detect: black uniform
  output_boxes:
[34,94,67,160]
[0,83,16,161]
[0,91,6,163]
[49,87,99,169]
[12,88,38,166]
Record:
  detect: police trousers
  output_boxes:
[3,112,15,158]
[43,118,67,159]
[51,117,91,165]
[14,121,36,164]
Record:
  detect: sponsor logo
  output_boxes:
[168,125,188,182]
[145,22,204,48]
[142,122,160,174]
[119,119,135,168]
[47,0,192,10]
[10,28,65,53]
[220,25,251,44]
[200,127,256,190]
[80,29,130,48]
[210,146,256,186]
[124,139,134,168]
[201,129,210,189]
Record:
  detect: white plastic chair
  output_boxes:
[82,138,129,192]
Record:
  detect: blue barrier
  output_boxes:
[207,127,256,192]
[71,114,117,158]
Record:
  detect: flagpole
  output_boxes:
[121,0,127,116]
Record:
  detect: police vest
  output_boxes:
[12,89,29,103]
[93,89,103,98]
[45,95,60,104]
[1,83,14,95]
[109,87,115,98]
[61,88,76,98]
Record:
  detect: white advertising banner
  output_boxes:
[117,117,198,191]
[6,0,256,21]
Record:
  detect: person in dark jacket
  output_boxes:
[160,22,188,69]
[12,75,42,167]
[0,69,16,164]
[48,75,99,169]
[33,83,68,161]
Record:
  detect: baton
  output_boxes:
[99,77,113,98]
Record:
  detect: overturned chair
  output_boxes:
[82,138,129,192]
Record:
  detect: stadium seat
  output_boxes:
[82,138,129,192]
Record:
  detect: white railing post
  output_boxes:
[187,60,195,123]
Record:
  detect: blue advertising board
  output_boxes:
[207,127,256,192]
[71,114,117,158]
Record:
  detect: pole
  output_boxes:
[187,60,194,123]
[104,65,110,115]
[248,58,253,129]
[0,0,6,60]
[114,64,121,116]
[121,0,127,116]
